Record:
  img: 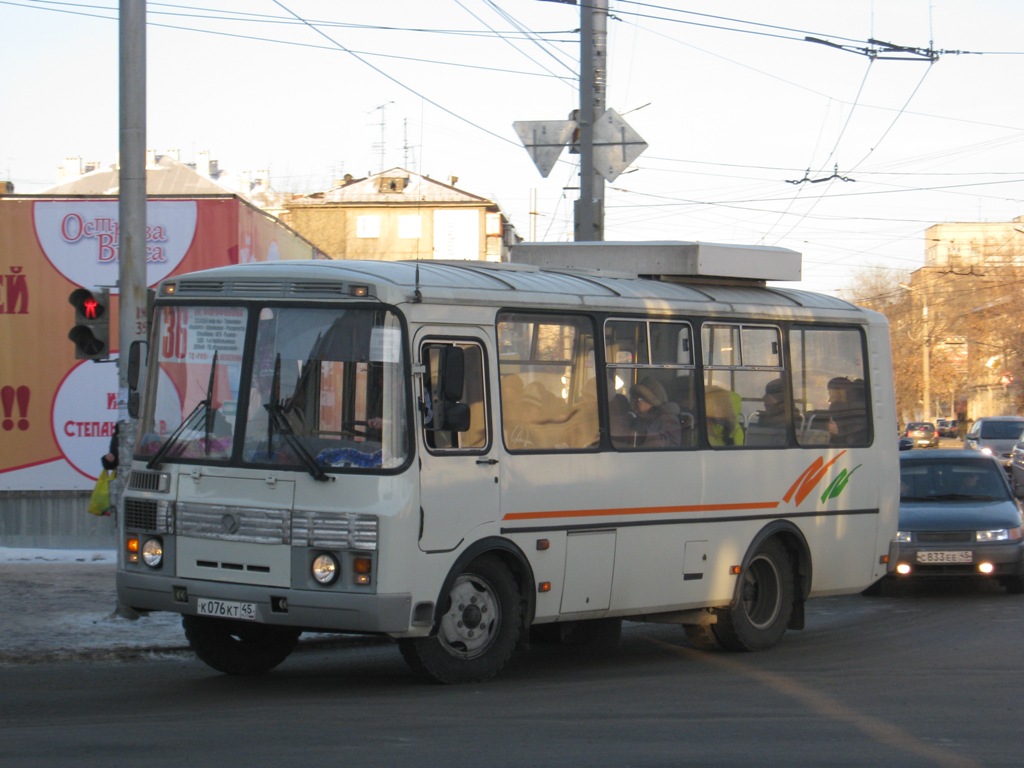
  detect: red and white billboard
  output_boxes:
[0,197,318,491]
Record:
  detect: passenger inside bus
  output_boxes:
[754,379,789,428]
[827,376,869,446]
[617,378,682,449]
[706,385,745,446]
[746,378,795,447]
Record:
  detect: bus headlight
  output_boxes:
[141,537,164,568]
[311,553,340,585]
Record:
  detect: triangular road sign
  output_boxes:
[513,120,577,178]
[592,108,647,182]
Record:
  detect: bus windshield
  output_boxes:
[137,304,409,473]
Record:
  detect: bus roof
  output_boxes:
[160,245,871,322]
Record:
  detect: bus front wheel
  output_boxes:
[399,555,522,684]
[182,615,299,675]
[712,538,794,652]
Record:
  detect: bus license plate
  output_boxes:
[196,598,257,621]
[917,551,972,564]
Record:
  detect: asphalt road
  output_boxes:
[2,577,1021,768]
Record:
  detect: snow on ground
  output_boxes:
[0,547,117,564]
[0,547,186,658]
[0,547,371,660]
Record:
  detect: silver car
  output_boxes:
[905,421,938,449]
[964,416,1024,474]
[1011,438,1024,497]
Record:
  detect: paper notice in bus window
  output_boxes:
[160,307,246,364]
[186,308,245,363]
[371,327,401,363]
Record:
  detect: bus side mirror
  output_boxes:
[439,345,464,403]
[443,402,470,432]
[127,340,148,419]
[429,346,468,432]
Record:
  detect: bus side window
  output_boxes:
[422,341,488,452]
[791,326,871,448]
[605,318,695,451]
[701,323,784,448]
[498,311,598,452]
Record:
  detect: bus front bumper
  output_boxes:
[117,571,415,635]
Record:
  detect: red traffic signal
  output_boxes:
[68,287,110,360]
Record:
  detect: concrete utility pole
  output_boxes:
[575,0,607,241]
[117,1,147,528]
[901,282,931,422]
[515,1,644,239]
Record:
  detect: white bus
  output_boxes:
[117,241,898,683]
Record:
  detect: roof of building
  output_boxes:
[42,154,235,196]
[288,167,496,207]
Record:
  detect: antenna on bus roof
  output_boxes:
[413,261,423,303]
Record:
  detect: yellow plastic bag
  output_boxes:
[88,469,115,516]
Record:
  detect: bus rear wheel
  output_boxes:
[182,615,300,675]
[399,555,521,684]
[712,538,794,652]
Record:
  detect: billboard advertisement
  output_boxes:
[0,197,317,491]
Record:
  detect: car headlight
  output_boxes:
[896,531,913,543]
[976,527,1024,542]
[980,446,994,456]
[311,553,340,585]
[141,537,163,568]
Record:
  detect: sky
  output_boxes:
[2,0,1023,296]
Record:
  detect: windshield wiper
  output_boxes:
[264,353,328,482]
[147,351,218,469]
[265,402,328,482]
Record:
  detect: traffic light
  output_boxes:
[68,287,110,360]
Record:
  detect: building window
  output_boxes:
[485,213,502,236]
[378,176,407,193]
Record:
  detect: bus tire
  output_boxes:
[399,555,521,684]
[712,538,794,652]
[182,615,299,675]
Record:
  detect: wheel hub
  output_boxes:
[439,575,499,658]
[461,602,483,629]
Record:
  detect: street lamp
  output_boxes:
[900,282,931,422]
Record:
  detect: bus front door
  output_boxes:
[416,335,499,552]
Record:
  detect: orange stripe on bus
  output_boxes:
[502,500,780,522]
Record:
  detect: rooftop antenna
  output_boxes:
[370,101,393,174]
[402,118,418,171]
